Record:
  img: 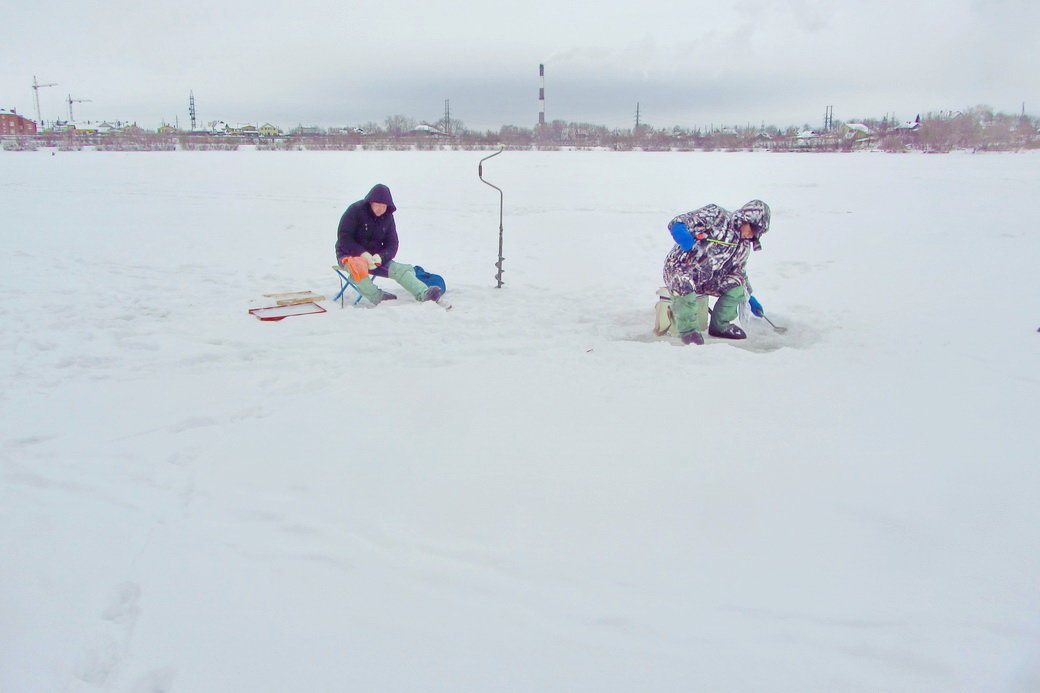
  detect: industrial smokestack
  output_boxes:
[538,64,545,126]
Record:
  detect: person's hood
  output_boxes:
[364,184,397,214]
[734,199,771,250]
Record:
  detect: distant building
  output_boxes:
[894,115,921,132]
[227,124,259,137]
[87,122,146,136]
[258,123,282,137]
[412,123,450,137]
[840,123,875,146]
[0,109,37,136]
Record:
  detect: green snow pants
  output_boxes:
[353,260,430,302]
[672,285,747,334]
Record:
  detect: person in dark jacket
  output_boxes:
[336,184,442,304]
[655,200,771,345]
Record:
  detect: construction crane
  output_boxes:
[32,75,58,126]
[67,94,92,123]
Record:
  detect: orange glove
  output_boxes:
[340,256,369,281]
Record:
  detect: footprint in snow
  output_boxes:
[72,582,144,687]
[131,666,177,693]
[102,581,142,626]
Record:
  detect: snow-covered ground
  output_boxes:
[2,149,1038,692]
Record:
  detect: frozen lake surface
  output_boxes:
[2,149,1039,692]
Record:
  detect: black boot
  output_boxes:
[708,323,747,339]
[680,330,704,345]
[371,290,397,306]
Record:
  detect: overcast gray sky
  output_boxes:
[2,0,1037,131]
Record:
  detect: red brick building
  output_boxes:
[0,110,38,136]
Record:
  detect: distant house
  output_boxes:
[893,115,921,132]
[75,122,138,136]
[226,124,259,137]
[258,123,282,137]
[157,124,179,135]
[412,123,450,137]
[791,128,846,150]
[840,123,875,146]
[0,109,37,136]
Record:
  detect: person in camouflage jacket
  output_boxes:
[659,200,771,345]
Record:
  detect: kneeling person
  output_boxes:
[659,200,771,345]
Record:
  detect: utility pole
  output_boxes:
[635,102,641,137]
[189,91,197,131]
[67,94,92,123]
[443,99,450,135]
[32,76,58,126]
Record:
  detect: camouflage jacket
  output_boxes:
[662,200,770,297]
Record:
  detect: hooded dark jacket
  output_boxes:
[663,200,770,297]
[336,184,399,277]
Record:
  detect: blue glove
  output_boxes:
[748,295,764,317]
[669,222,694,251]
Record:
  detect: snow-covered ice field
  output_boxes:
[2,149,1039,692]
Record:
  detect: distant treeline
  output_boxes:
[4,105,1037,153]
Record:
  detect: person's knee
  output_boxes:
[672,292,708,331]
[387,261,413,280]
[710,287,744,327]
[720,285,746,303]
